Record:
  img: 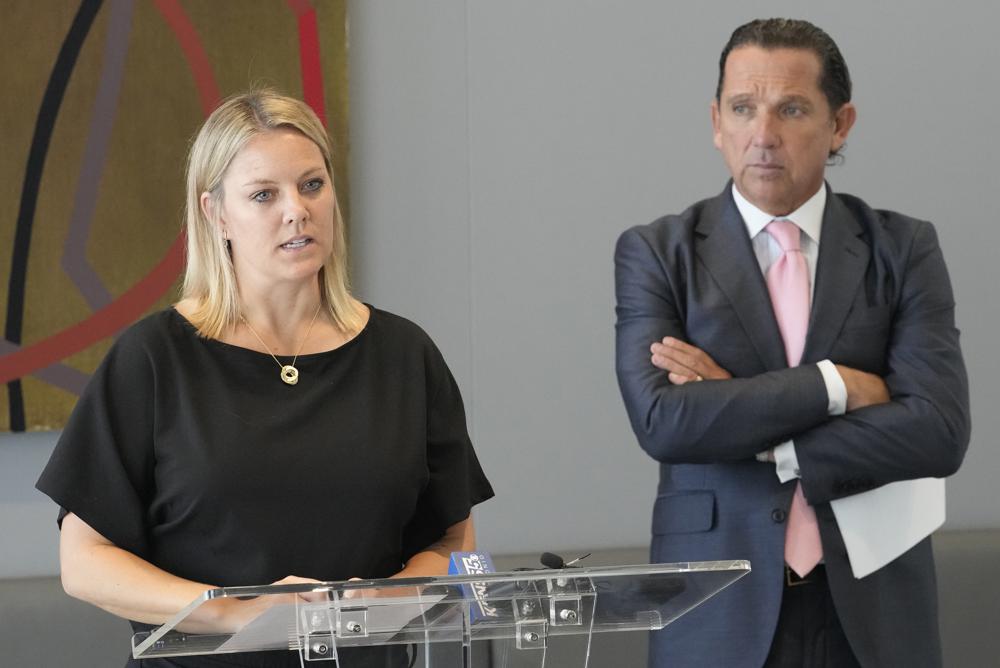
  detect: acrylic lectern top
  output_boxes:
[133,560,750,661]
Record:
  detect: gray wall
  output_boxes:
[346,0,1000,558]
[1,1,997,579]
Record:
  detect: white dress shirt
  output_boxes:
[730,184,848,481]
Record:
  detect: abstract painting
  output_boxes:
[0,0,350,430]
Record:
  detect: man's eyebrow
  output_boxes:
[778,94,815,106]
[723,93,816,107]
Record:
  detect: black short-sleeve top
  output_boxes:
[37,306,494,589]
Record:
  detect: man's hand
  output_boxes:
[651,337,732,384]
[835,365,890,411]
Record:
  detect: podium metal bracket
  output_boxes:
[302,632,336,662]
[336,607,369,639]
[547,577,583,627]
[515,620,547,650]
[300,604,339,662]
[513,585,547,650]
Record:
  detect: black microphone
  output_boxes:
[540,552,565,569]
[540,552,591,569]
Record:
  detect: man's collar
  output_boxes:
[731,183,827,244]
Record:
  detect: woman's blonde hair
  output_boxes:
[181,89,363,338]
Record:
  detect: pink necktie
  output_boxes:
[766,219,822,578]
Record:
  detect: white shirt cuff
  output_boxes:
[773,440,800,482]
[817,359,847,416]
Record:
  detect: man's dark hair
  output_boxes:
[716,18,852,113]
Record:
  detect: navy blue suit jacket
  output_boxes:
[614,184,969,668]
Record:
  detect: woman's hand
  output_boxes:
[338,519,477,603]
[204,575,330,634]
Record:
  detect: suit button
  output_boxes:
[771,509,786,523]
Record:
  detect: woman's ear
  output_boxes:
[201,191,225,238]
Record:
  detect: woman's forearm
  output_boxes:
[60,513,236,632]
[393,516,476,579]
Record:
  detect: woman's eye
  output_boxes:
[302,178,324,192]
[251,190,272,203]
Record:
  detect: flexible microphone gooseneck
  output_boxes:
[539,552,592,569]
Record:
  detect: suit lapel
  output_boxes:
[696,187,787,371]
[802,190,870,363]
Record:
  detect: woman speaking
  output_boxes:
[37,89,494,667]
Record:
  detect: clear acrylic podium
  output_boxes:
[132,560,750,666]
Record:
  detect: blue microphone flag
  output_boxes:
[449,551,499,621]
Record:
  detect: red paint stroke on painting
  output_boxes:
[287,0,327,126]
[0,236,185,384]
[0,0,221,384]
[153,0,221,114]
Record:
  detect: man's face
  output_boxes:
[711,46,856,216]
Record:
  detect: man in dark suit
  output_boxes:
[614,19,969,668]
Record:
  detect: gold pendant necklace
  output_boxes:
[240,304,322,386]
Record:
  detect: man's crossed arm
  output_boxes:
[651,336,889,411]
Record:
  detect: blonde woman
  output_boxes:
[38,90,493,668]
